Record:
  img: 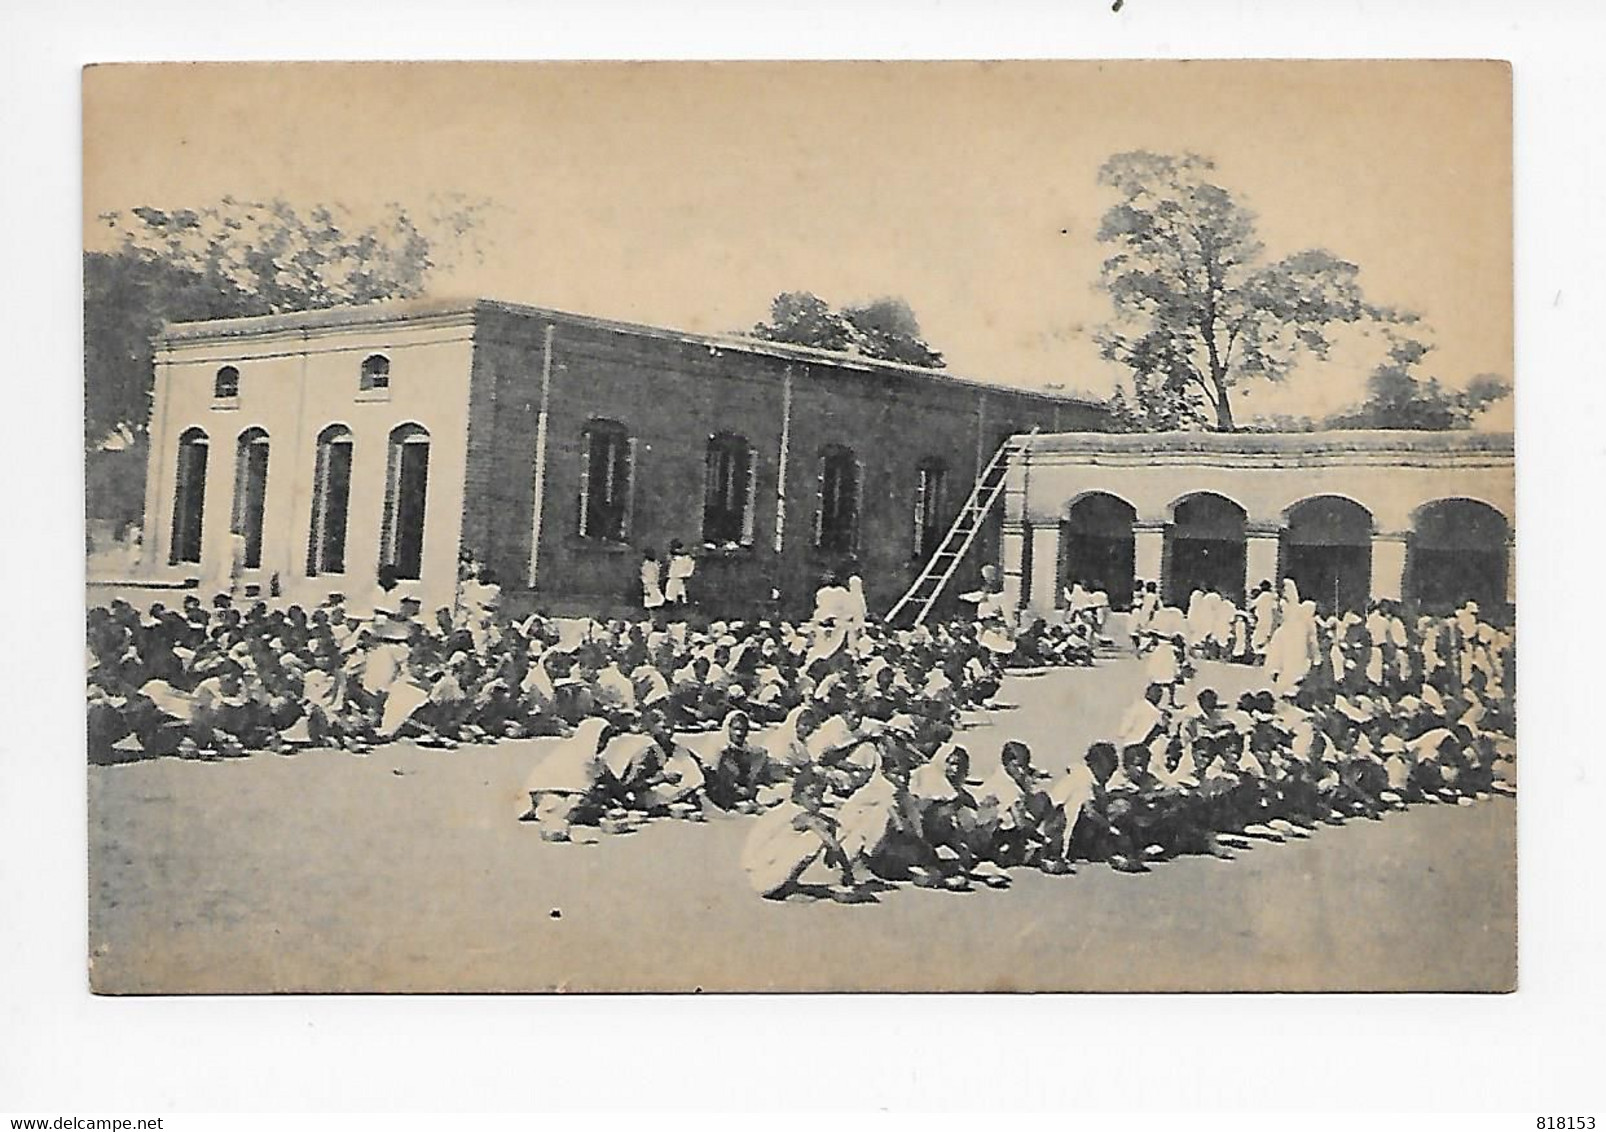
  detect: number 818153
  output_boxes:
[1537,1119,1596,1129]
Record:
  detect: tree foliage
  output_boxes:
[1095,151,1406,431]
[1103,372,1207,432]
[84,195,488,445]
[1323,337,1511,431]
[750,292,945,368]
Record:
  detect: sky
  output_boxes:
[83,60,1513,427]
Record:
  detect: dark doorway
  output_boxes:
[703,433,755,547]
[169,429,209,566]
[384,426,431,581]
[232,429,270,571]
[816,445,860,557]
[308,426,353,577]
[1060,493,1137,609]
[1281,496,1373,614]
[1406,499,1509,613]
[1165,493,1246,606]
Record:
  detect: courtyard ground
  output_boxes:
[87,658,1516,993]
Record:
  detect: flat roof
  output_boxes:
[157,296,1107,409]
[1021,428,1513,457]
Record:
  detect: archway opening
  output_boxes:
[1407,499,1509,613]
[169,428,209,566]
[1059,493,1136,610]
[382,424,431,581]
[1281,496,1373,615]
[308,425,354,577]
[231,428,270,571]
[1165,493,1245,606]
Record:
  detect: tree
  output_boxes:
[749,291,856,354]
[840,297,946,368]
[84,195,489,445]
[1104,369,1208,432]
[1323,337,1511,430]
[1095,151,1405,431]
[750,292,945,368]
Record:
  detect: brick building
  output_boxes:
[139,298,1107,618]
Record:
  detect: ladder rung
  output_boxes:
[884,425,1039,626]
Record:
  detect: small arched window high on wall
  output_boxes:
[380,424,431,581]
[360,354,391,393]
[169,427,209,565]
[578,419,634,543]
[815,445,861,556]
[231,427,271,571]
[307,425,354,577]
[702,433,755,547]
[912,458,948,560]
[213,366,240,401]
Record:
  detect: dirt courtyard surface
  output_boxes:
[88,660,1516,993]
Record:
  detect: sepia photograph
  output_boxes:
[81,59,1516,994]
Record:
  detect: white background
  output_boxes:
[2,0,1602,1115]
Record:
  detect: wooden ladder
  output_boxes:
[884,427,1039,628]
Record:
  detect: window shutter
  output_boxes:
[913,467,926,559]
[169,445,190,566]
[577,428,591,538]
[701,440,718,543]
[622,435,637,541]
[852,455,864,557]
[231,439,250,535]
[308,443,327,576]
[193,443,209,565]
[813,455,825,548]
[741,441,756,546]
[379,438,400,567]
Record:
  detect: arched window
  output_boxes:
[702,433,755,547]
[307,425,354,577]
[231,427,270,571]
[213,366,240,401]
[381,424,431,581]
[815,445,860,556]
[579,419,634,543]
[360,354,391,393]
[912,458,948,560]
[169,428,209,565]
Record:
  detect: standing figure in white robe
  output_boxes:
[1249,582,1280,661]
[640,549,665,614]
[1265,599,1318,698]
[1364,604,1390,687]
[1186,590,1210,652]
[664,540,695,607]
[1089,587,1111,635]
[1133,583,1161,641]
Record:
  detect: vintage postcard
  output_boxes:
[84,60,1514,993]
